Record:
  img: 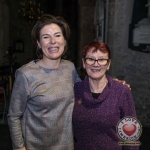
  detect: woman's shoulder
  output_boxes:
[74,80,83,87]
[107,75,130,92]
[16,60,37,75]
[74,77,85,92]
[74,81,84,98]
[61,59,75,67]
[60,60,76,74]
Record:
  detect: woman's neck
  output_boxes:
[37,58,61,69]
[89,75,108,93]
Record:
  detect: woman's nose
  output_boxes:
[50,36,56,44]
[94,60,99,66]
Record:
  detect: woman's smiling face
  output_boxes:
[37,23,66,61]
[83,48,110,80]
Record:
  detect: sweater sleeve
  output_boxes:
[72,67,81,84]
[120,87,136,118]
[120,87,139,150]
[7,70,29,149]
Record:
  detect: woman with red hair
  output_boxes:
[73,41,139,150]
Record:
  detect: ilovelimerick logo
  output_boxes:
[116,116,142,146]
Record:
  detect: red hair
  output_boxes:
[82,41,111,59]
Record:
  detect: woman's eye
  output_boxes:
[43,36,49,39]
[89,58,94,61]
[98,59,104,62]
[55,34,61,37]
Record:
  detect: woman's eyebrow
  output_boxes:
[54,32,62,35]
[41,34,49,37]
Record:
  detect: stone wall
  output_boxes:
[107,0,150,121]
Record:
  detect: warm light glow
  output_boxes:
[18,0,43,24]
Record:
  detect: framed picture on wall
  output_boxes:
[14,39,24,52]
[128,0,150,53]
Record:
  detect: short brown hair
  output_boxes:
[31,14,71,59]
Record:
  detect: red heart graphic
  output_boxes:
[122,124,136,136]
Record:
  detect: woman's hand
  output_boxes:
[14,147,26,150]
[113,78,131,90]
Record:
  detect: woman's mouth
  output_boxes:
[91,69,101,72]
[48,47,59,52]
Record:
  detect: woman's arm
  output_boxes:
[8,70,29,149]
[120,87,136,117]
[120,87,139,150]
[113,78,131,90]
[72,67,82,83]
